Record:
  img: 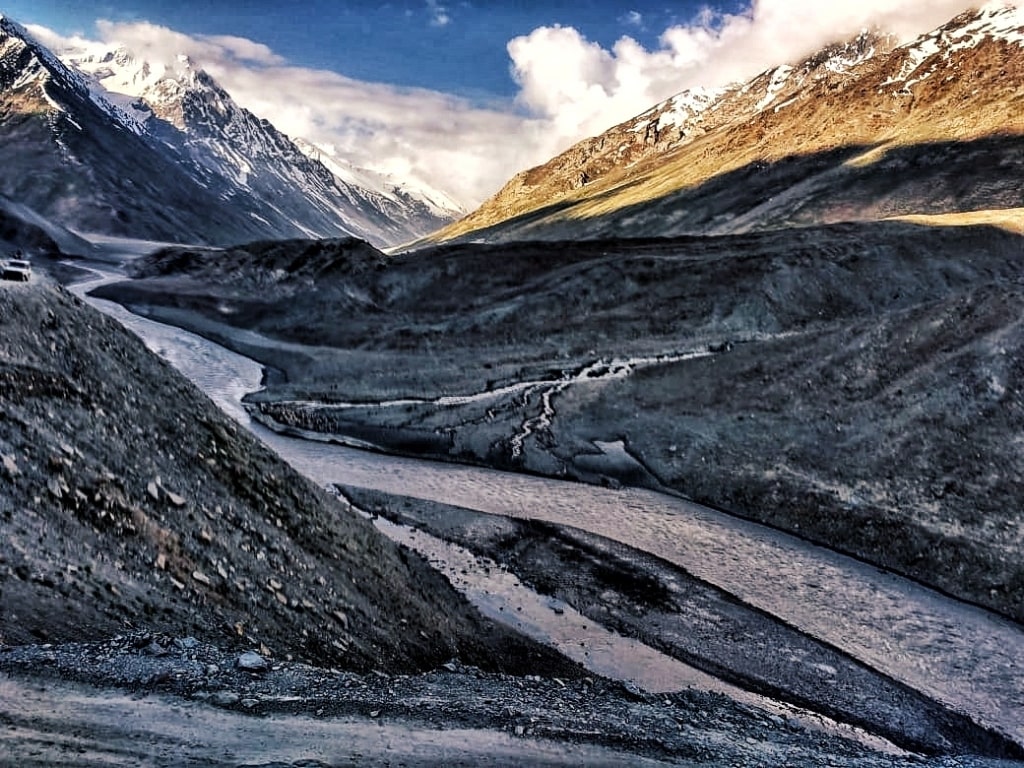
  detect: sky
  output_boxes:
[2,1,986,207]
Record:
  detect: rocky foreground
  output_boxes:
[2,632,984,768]
[0,275,574,674]
[8,271,1017,765]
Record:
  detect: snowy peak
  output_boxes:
[796,29,894,76]
[64,43,225,132]
[737,29,895,115]
[627,86,725,149]
[295,138,465,220]
[0,16,459,246]
[57,37,462,238]
[0,16,83,101]
[442,26,897,236]
[71,45,177,95]
[880,3,1024,91]
[948,2,1024,44]
[58,36,464,221]
[619,28,890,146]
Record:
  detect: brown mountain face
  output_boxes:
[430,7,1024,245]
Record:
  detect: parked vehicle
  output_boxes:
[2,257,32,282]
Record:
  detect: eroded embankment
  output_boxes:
[341,486,1024,759]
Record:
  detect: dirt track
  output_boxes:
[1,633,935,768]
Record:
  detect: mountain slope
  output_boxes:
[65,43,460,245]
[0,194,95,255]
[430,5,1024,245]
[0,16,268,245]
[0,17,455,247]
[0,275,577,676]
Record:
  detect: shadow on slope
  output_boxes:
[441,134,1024,244]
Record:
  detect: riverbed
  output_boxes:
[71,268,1024,750]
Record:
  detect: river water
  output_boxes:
[72,270,1024,748]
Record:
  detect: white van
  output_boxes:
[2,257,32,282]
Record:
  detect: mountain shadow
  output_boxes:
[440,134,1024,244]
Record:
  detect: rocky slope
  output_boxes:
[0,16,456,247]
[0,274,580,677]
[430,5,1024,244]
[0,194,96,256]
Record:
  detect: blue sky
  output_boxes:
[3,1,971,205]
[3,1,744,100]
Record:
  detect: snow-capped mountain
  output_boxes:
[432,3,1023,244]
[0,17,458,247]
[293,138,465,222]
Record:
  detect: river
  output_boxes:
[71,269,1024,749]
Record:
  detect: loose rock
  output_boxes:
[236,651,270,672]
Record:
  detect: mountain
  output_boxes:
[0,194,95,255]
[0,16,457,247]
[293,138,465,224]
[429,4,1024,245]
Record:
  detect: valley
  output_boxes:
[2,2,1023,765]
[71,214,1024,760]
[94,220,1024,625]
[13,253,1018,763]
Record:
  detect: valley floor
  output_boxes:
[6,228,1024,764]
[38,263,1024,762]
[3,634,947,768]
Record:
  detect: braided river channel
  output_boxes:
[72,268,1024,753]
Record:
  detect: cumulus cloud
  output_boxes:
[27,2,991,207]
[426,0,451,28]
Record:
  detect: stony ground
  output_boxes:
[4,272,998,766]
[3,633,1021,768]
[94,223,1024,623]
[4,254,1023,764]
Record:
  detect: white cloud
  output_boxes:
[29,19,540,207]
[427,0,451,28]
[621,10,644,28]
[26,2,991,208]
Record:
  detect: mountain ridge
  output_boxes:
[427,4,1024,245]
[0,17,456,247]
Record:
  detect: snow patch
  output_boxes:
[882,3,1024,90]
[755,65,793,112]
